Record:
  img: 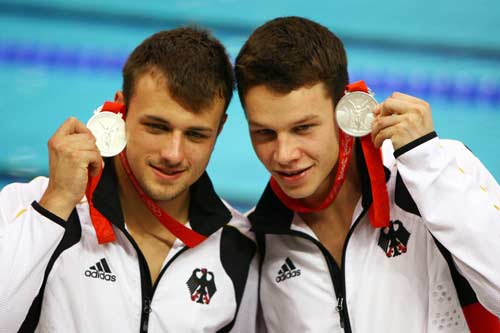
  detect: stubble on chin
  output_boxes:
[143,180,188,202]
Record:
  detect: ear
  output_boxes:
[217,113,228,136]
[114,91,125,104]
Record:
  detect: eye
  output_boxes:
[251,128,276,143]
[293,124,313,133]
[253,129,275,137]
[186,130,208,140]
[145,123,168,132]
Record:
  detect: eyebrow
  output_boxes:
[142,115,214,133]
[249,114,320,128]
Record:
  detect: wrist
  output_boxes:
[39,189,80,222]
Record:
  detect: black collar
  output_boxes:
[249,139,391,234]
[92,158,232,237]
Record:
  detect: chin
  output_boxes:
[148,190,179,202]
[280,185,313,200]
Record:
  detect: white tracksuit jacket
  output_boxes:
[0,163,258,333]
[249,133,500,333]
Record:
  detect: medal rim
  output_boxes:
[86,111,127,157]
[335,91,377,137]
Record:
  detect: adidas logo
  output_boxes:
[84,258,117,282]
[275,257,301,283]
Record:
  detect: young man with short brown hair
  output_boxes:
[0,27,257,332]
[236,16,500,333]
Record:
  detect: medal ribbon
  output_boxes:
[269,130,354,213]
[85,101,124,244]
[270,81,390,228]
[352,82,390,228]
[86,101,207,247]
[118,150,207,248]
[86,165,116,244]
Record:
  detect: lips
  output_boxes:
[151,164,186,180]
[274,166,312,183]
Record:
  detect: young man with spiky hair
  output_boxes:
[235,16,500,333]
[0,28,257,332]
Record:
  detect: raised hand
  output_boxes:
[371,92,435,150]
[39,117,103,220]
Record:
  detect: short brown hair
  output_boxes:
[235,16,348,106]
[122,27,234,112]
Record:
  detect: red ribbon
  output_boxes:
[270,131,354,213]
[269,81,390,228]
[463,302,500,332]
[87,102,207,247]
[349,82,390,228]
[85,102,125,244]
[86,166,116,244]
[118,150,207,248]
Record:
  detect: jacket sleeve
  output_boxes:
[0,177,66,331]
[395,136,500,316]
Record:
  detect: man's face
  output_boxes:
[245,82,339,203]
[118,72,225,203]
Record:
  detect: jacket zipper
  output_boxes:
[121,229,188,332]
[287,208,367,332]
[339,208,367,332]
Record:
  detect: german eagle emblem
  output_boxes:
[186,268,217,304]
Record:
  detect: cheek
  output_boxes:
[127,130,159,151]
[252,143,273,167]
[124,135,157,165]
[188,141,217,164]
[320,138,339,167]
[309,130,339,162]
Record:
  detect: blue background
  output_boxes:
[1,0,499,210]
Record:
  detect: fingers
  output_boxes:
[388,92,428,106]
[78,151,103,177]
[371,114,400,148]
[41,117,105,219]
[47,118,103,189]
[49,118,98,156]
[48,133,97,152]
[374,92,430,117]
[53,117,93,138]
[370,92,434,150]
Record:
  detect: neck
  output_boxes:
[300,145,362,227]
[113,158,190,238]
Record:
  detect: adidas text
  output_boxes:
[84,270,117,282]
[84,258,116,282]
[275,269,301,283]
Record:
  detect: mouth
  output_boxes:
[150,165,186,179]
[274,166,312,182]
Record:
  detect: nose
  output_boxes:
[274,134,301,166]
[159,131,184,165]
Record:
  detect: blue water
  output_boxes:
[1,0,500,207]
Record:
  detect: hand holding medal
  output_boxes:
[38,117,103,222]
[334,82,433,227]
[271,80,390,228]
[370,92,435,150]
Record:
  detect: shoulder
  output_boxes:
[0,176,49,206]
[0,177,50,230]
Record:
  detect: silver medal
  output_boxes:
[87,107,126,157]
[335,91,377,137]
